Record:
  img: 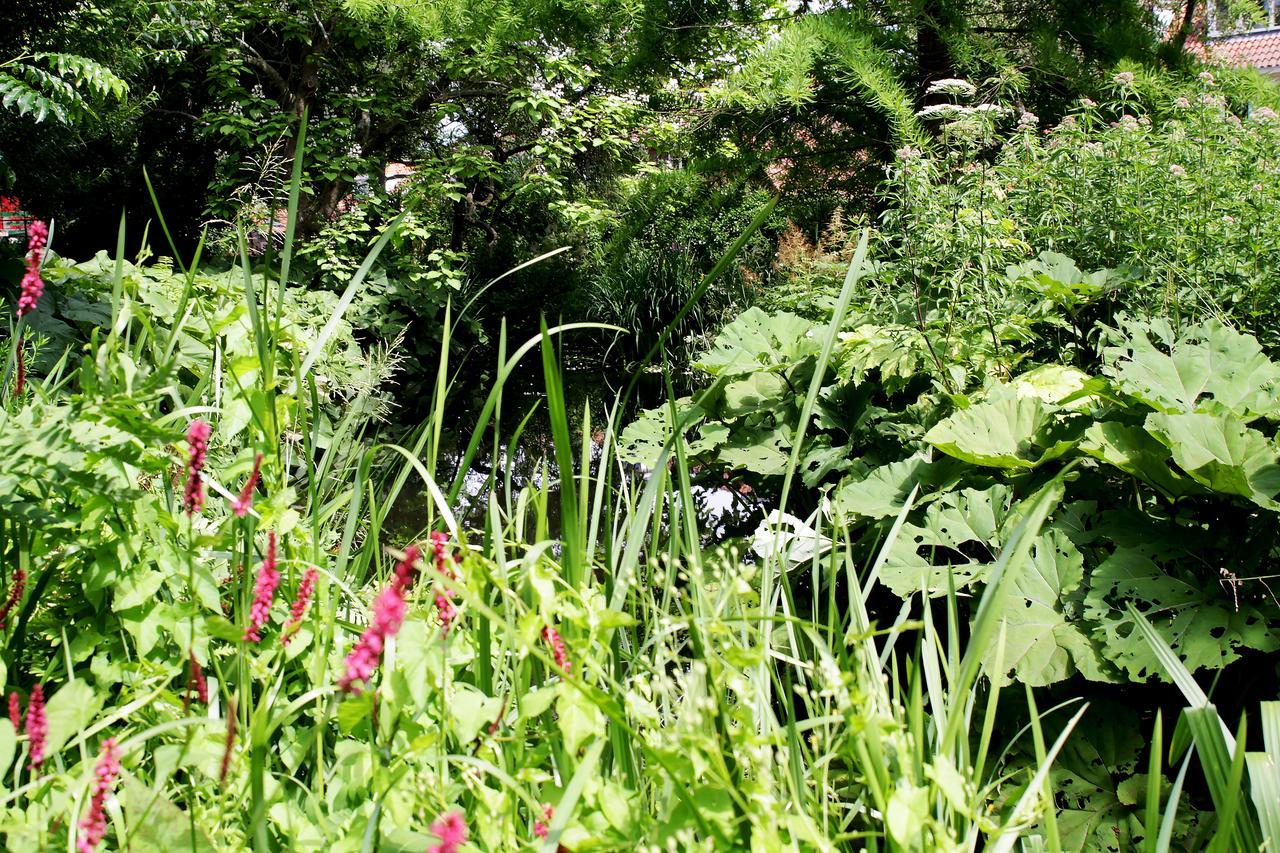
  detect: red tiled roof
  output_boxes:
[1212,29,1280,70]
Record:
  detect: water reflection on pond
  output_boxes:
[382,369,766,544]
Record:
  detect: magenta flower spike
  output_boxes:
[182,420,212,515]
[244,531,280,642]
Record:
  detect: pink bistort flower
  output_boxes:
[392,544,422,593]
[230,453,263,517]
[534,803,554,839]
[281,567,318,645]
[76,738,120,853]
[0,567,26,629]
[542,625,571,676]
[25,684,46,770]
[187,651,208,709]
[15,221,48,318]
[427,811,468,853]
[244,531,280,642]
[338,583,407,693]
[182,420,212,515]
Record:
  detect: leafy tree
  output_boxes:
[694,0,1166,216]
[0,0,128,126]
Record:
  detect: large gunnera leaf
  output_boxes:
[982,528,1113,686]
[716,424,792,475]
[1105,319,1280,421]
[1084,545,1278,681]
[1038,701,1202,851]
[618,397,708,468]
[1144,412,1280,509]
[694,308,817,376]
[1080,421,1202,498]
[834,454,933,519]
[924,392,1081,469]
[879,485,1015,596]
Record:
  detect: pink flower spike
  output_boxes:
[76,738,120,853]
[434,589,457,637]
[0,567,27,629]
[244,531,280,642]
[182,420,212,516]
[7,692,20,729]
[15,221,48,318]
[427,811,468,853]
[534,803,554,839]
[25,684,46,770]
[230,453,263,517]
[427,534,459,636]
[543,625,571,676]
[187,651,208,708]
[338,582,407,694]
[281,567,318,645]
[391,544,422,593]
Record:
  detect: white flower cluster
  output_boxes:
[925,77,976,98]
[916,103,966,120]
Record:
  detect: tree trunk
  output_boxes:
[1171,0,1199,52]
[916,0,956,106]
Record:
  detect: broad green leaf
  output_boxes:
[879,485,1015,596]
[798,435,854,487]
[984,529,1113,686]
[1012,363,1094,407]
[43,681,101,757]
[123,774,217,851]
[1106,320,1280,421]
[722,372,791,417]
[833,453,949,519]
[0,720,15,779]
[556,684,604,755]
[716,424,792,475]
[617,397,707,468]
[1080,421,1200,497]
[517,685,557,722]
[1043,702,1155,852]
[925,391,1080,469]
[694,307,817,376]
[1085,546,1278,680]
[450,684,502,744]
[113,567,165,611]
[886,782,929,845]
[1145,412,1280,508]
[837,323,939,388]
[393,618,441,709]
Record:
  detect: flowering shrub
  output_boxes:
[877,67,1280,356]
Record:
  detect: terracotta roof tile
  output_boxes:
[1212,30,1280,70]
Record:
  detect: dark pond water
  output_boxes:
[381,365,767,543]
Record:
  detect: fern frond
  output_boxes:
[33,52,129,100]
[0,52,128,124]
[0,71,70,123]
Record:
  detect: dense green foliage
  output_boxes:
[6,0,1280,849]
